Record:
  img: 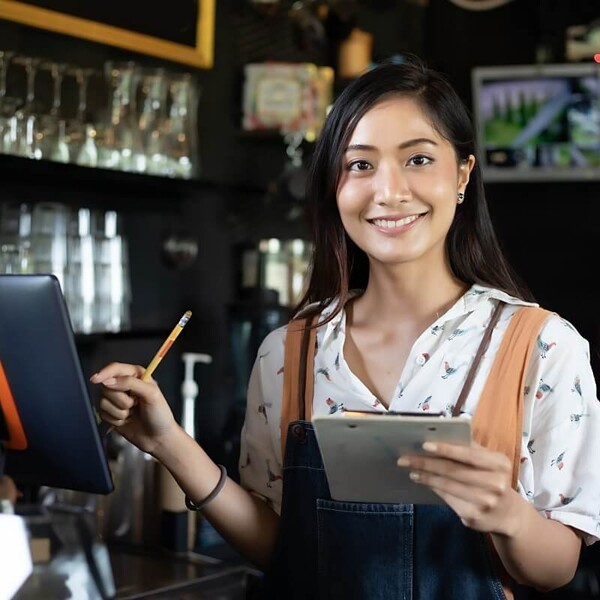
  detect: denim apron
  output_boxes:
[263,304,551,600]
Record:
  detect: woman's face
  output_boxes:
[336,96,474,270]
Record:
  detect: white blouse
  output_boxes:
[239,285,600,545]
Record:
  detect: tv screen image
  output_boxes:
[471,63,600,182]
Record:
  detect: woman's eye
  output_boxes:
[408,155,433,167]
[347,159,372,172]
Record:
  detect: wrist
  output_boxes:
[149,423,191,463]
[496,490,534,539]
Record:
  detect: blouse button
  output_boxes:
[416,354,427,366]
[291,423,307,443]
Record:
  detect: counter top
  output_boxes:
[110,544,260,599]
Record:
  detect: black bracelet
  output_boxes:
[185,464,227,511]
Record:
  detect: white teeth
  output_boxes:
[371,215,420,228]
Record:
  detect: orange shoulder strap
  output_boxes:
[473,305,552,600]
[472,305,553,488]
[280,316,317,460]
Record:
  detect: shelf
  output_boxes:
[0,153,272,203]
[0,153,204,203]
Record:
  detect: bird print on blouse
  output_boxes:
[418,396,432,411]
[317,367,331,382]
[551,450,566,470]
[332,318,343,340]
[571,376,582,397]
[559,487,582,505]
[325,397,344,414]
[448,326,475,341]
[570,412,590,427]
[441,361,466,379]
[535,379,553,400]
[537,335,557,359]
[258,401,272,424]
[468,289,487,297]
[430,324,445,336]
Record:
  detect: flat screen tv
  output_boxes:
[471,62,600,182]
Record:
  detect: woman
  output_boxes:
[93,58,600,599]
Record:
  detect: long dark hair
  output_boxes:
[295,57,534,322]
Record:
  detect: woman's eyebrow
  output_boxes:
[345,138,439,153]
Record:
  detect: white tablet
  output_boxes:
[312,412,472,504]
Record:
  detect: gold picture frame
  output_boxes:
[0,0,215,68]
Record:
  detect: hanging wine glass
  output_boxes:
[9,56,43,159]
[0,50,22,115]
[37,61,70,163]
[99,61,145,173]
[163,72,200,179]
[67,65,97,167]
[71,66,95,123]
[12,55,42,115]
[137,68,168,175]
[39,60,67,117]
[0,50,23,154]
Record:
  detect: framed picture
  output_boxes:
[0,0,215,68]
[242,62,334,139]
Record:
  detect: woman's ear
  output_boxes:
[458,154,476,191]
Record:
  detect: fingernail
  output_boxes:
[422,442,437,452]
[397,457,410,467]
[89,373,99,382]
[409,471,421,481]
[103,378,117,386]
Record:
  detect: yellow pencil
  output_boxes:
[103,310,192,435]
[142,310,192,381]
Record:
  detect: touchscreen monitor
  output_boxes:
[0,274,113,494]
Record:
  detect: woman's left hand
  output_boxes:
[398,441,523,536]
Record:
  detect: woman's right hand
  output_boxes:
[91,362,178,455]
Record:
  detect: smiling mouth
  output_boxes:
[368,214,425,229]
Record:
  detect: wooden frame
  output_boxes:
[0,0,215,68]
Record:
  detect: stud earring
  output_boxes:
[457,192,464,204]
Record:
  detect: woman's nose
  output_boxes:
[373,164,410,205]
